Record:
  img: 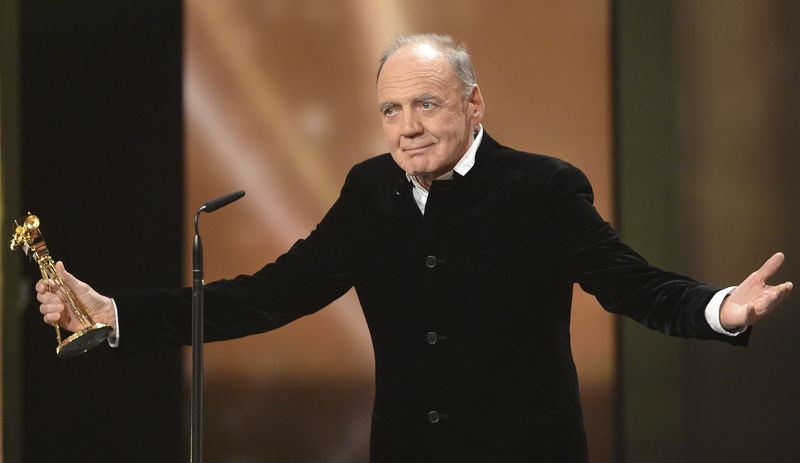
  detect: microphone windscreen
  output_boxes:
[204,190,245,212]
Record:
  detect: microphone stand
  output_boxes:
[191,207,205,463]
[191,190,245,463]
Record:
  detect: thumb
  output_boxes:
[756,252,785,280]
[55,261,78,288]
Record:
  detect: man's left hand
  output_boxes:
[720,252,793,332]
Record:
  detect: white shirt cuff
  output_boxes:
[704,286,740,336]
[107,298,120,348]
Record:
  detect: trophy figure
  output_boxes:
[10,213,113,357]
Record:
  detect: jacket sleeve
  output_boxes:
[113,172,359,355]
[539,164,748,345]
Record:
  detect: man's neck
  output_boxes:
[413,172,441,190]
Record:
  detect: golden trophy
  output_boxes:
[10,213,112,357]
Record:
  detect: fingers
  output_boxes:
[756,252,785,280]
[35,277,63,301]
[35,262,74,326]
[778,281,792,295]
[35,279,54,294]
[35,261,71,295]
[773,281,793,305]
[38,290,66,325]
[750,281,793,324]
[766,281,793,306]
[42,311,62,325]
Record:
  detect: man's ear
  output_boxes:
[468,84,485,125]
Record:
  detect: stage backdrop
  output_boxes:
[184,1,615,462]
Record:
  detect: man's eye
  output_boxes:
[421,101,433,109]
[383,107,395,116]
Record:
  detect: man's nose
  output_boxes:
[400,111,423,137]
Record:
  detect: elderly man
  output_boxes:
[38,34,791,462]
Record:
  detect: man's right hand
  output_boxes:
[36,261,117,335]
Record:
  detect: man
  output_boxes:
[37,34,792,461]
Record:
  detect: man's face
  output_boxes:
[376,43,484,184]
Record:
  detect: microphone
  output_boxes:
[190,188,244,463]
[202,190,245,213]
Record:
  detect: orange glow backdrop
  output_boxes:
[184,1,614,461]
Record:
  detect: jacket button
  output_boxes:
[426,331,439,345]
[425,255,437,268]
[427,410,440,423]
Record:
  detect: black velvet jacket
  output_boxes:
[115,133,747,462]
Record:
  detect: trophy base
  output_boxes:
[56,323,114,358]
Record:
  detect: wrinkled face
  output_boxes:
[377,43,484,183]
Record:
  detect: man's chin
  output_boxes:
[403,160,432,177]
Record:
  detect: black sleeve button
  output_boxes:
[425,331,439,345]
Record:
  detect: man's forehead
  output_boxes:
[376,45,455,101]
[377,75,449,100]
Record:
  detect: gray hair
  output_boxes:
[376,33,478,97]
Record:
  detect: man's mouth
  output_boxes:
[403,144,433,155]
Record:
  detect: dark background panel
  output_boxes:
[615,1,800,462]
[15,1,184,461]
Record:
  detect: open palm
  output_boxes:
[720,252,793,331]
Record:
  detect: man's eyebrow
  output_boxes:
[378,94,439,111]
[413,93,438,102]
